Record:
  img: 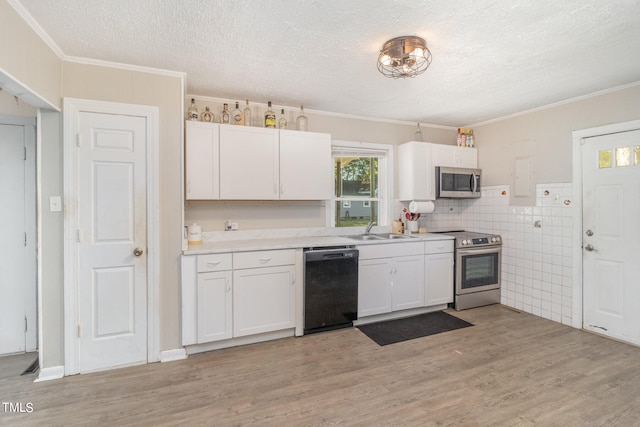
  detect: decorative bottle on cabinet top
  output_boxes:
[278,109,287,129]
[231,101,243,125]
[201,106,214,123]
[222,103,230,124]
[414,123,423,142]
[187,98,199,121]
[264,101,276,128]
[296,105,308,131]
[243,99,251,126]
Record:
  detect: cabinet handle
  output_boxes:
[274,183,278,194]
[207,261,221,267]
[280,183,284,194]
[225,278,231,292]
[259,257,272,264]
[290,272,295,285]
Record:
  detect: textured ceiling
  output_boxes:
[14,0,640,126]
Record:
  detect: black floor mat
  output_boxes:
[21,357,39,376]
[357,311,473,346]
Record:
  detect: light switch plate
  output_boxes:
[49,196,62,212]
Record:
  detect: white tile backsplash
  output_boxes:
[417,182,574,326]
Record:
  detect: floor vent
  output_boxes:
[21,357,39,376]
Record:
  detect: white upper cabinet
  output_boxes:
[279,130,332,200]
[219,125,279,200]
[185,121,220,200]
[433,145,478,169]
[398,141,478,202]
[398,141,435,201]
[186,123,332,200]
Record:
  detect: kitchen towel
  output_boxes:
[409,200,434,214]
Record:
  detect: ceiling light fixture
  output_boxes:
[377,36,432,79]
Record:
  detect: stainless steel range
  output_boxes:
[442,231,502,311]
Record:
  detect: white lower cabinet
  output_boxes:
[197,271,232,343]
[424,241,454,306]
[392,256,425,311]
[182,249,296,347]
[358,258,393,317]
[233,265,296,337]
[358,242,424,317]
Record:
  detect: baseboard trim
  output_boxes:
[159,348,187,363]
[34,365,64,382]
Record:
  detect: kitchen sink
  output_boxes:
[346,233,415,241]
[375,233,415,239]
[347,234,386,241]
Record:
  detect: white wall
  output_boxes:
[0,0,62,110]
[0,88,36,116]
[474,84,640,205]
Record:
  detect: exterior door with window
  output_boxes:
[582,129,640,345]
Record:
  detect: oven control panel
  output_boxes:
[459,236,501,246]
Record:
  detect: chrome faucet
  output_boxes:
[365,221,376,234]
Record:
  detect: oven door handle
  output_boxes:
[471,171,478,194]
[457,246,501,257]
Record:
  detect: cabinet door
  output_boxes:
[424,253,454,306]
[398,141,435,201]
[358,258,392,317]
[434,145,478,169]
[279,130,332,200]
[233,265,295,337]
[219,125,279,200]
[197,271,232,343]
[185,121,220,200]
[392,255,425,311]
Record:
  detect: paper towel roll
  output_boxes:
[409,200,435,214]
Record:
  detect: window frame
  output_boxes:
[330,140,394,228]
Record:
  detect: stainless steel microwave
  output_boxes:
[436,167,481,199]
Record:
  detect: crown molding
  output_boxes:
[468,80,640,127]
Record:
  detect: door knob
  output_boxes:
[584,244,594,252]
[133,247,144,256]
[586,230,593,236]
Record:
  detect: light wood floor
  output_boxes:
[2,305,640,426]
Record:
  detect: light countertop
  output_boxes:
[184,233,454,255]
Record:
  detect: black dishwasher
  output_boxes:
[303,246,358,334]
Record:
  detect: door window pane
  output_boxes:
[598,149,612,168]
[635,146,640,166]
[616,147,631,167]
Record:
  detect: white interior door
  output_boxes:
[582,129,640,345]
[77,112,148,372]
[0,124,26,355]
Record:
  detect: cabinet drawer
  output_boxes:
[424,240,454,254]
[197,253,233,272]
[358,241,423,260]
[233,249,296,270]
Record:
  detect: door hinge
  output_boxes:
[24,147,27,160]
[77,230,82,243]
[24,232,27,246]
[25,316,28,333]
[76,134,81,147]
[78,324,82,337]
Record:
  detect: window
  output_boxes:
[332,141,392,228]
